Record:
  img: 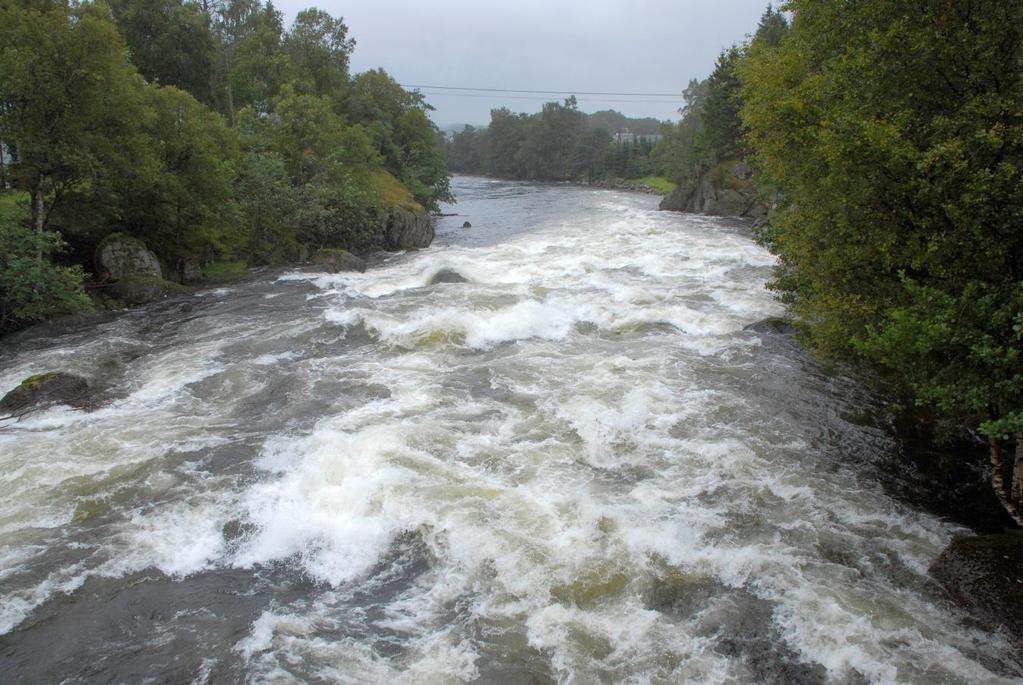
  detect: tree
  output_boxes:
[0,1,151,237]
[109,0,218,104]
[284,8,354,100]
[122,85,241,275]
[740,0,1023,523]
[0,193,90,332]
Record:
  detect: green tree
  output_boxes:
[0,1,151,237]
[0,193,90,332]
[284,7,354,100]
[109,0,218,104]
[123,86,241,276]
[740,0,1023,523]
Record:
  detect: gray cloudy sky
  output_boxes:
[274,0,773,126]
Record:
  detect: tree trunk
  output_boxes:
[226,80,235,128]
[1012,434,1023,504]
[990,437,1023,527]
[32,175,45,234]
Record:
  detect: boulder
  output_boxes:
[1,372,91,415]
[462,221,472,229]
[659,160,766,219]
[659,180,698,212]
[381,208,434,249]
[744,317,797,335]
[96,233,162,281]
[429,268,468,285]
[312,248,367,273]
[930,534,1023,644]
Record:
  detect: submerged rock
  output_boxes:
[0,372,91,415]
[428,268,468,285]
[95,233,162,281]
[312,248,367,273]
[930,534,1023,645]
[744,317,797,335]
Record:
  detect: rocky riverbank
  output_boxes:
[659,159,767,219]
[84,206,434,311]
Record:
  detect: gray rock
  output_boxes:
[1,372,91,416]
[381,208,434,249]
[930,534,1023,646]
[312,248,367,273]
[659,180,698,212]
[429,268,468,285]
[744,317,797,335]
[659,161,766,219]
[96,233,162,281]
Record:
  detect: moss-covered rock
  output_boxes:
[0,372,91,415]
[95,233,162,280]
[930,534,1023,644]
[312,248,366,273]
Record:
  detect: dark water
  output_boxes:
[0,177,1019,683]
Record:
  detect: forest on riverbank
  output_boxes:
[0,0,450,332]
[686,1,1023,528]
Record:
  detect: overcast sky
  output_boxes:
[273,0,773,127]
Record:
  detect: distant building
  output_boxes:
[613,128,661,145]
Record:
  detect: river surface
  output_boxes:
[1,176,1020,684]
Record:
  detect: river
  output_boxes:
[0,176,1019,683]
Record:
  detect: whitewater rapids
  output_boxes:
[0,177,1018,683]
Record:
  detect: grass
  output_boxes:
[369,170,424,213]
[629,176,677,195]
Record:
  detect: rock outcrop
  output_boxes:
[312,248,367,273]
[660,160,766,219]
[380,208,434,249]
[930,534,1023,646]
[95,233,163,281]
[1,372,91,416]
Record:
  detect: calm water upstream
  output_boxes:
[0,176,1020,683]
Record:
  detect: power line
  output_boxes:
[401,84,681,98]
[414,90,681,105]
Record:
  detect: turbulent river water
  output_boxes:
[1,176,1020,684]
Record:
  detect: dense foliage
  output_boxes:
[739,1,1023,522]
[650,6,786,187]
[445,100,663,182]
[0,0,450,331]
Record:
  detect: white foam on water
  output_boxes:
[0,181,1019,683]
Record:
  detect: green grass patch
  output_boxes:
[629,176,677,195]
[369,170,424,213]
[202,261,248,282]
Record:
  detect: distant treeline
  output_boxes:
[444,102,666,181]
[0,0,449,332]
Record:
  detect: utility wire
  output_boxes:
[401,84,681,98]
[414,90,681,105]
